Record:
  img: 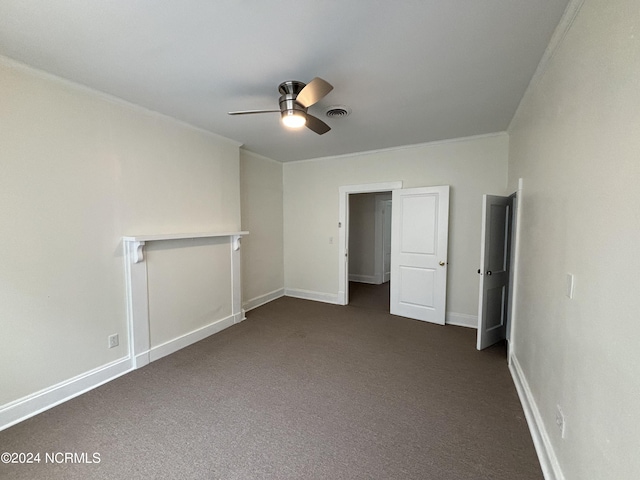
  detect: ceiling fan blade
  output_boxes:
[296,77,333,108]
[305,114,331,135]
[228,109,280,115]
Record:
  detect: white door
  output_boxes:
[477,195,511,350]
[382,199,392,283]
[390,186,449,324]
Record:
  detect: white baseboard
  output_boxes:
[509,354,565,480]
[1,313,242,432]
[233,311,246,324]
[445,312,478,329]
[243,288,285,312]
[348,274,380,284]
[149,314,236,363]
[284,288,339,305]
[134,351,150,369]
[0,356,133,432]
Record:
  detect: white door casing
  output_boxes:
[374,195,393,284]
[382,199,392,283]
[390,186,450,324]
[477,195,511,350]
[338,182,403,305]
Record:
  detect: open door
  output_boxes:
[390,186,449,324]
[477,195,512,350]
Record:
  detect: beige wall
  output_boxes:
[283,133,509,316]
[240,150,284,309]
[146,238,233,349]
[0,58,240,406]
[507,0,640,478]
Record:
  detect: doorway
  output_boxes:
[348,192,392,311]
[339,182,450,326]
[338,182,402,306]
[477,189,519,353]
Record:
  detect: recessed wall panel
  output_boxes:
[146,237,232,348]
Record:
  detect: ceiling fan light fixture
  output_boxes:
[230,78,332,135]
[281,110,306,129]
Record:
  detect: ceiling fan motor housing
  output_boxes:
[279,94,307,115]
[278,80,306,96]
[278,81,308,120]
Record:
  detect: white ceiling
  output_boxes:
[0,1,569,162]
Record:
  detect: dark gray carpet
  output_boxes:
[0,287,541,479]
[348,281,391,311]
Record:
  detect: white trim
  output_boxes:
[348,274,380,284]
[339,181,403,305]
[373,194,392,286]
[445,312,478,329]
[123,232,247,369]
[148,315,237,363]
[0,357,133,432]
[508,178,524,359]
[373,196,384,284]
[285,132,508,164]
[239,148,281,165]
[284,288,339,305]
[0,55,243,148]
[230,238,244,324]
[123,230,248,243]
[509,354,565,480]
[339,182,402,195]
[0,310,241,431]
[379,197,393,284]
[123,239,151,369]
[243,288,285,312]
[509,0,585,130]
[134,351,150,369]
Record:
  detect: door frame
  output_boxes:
[506,178,524,360]
[338,181,403,305]
[477,194,513,350]
[379,197,393,283]
[476,178,523,354]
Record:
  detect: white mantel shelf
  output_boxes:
[123,231,248,242]
[123,231,248,264]
[123,229,248,370]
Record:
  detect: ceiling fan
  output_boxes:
[228,77,333,135]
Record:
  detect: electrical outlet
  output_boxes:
[555,404,566,438]
[108,334,119,349]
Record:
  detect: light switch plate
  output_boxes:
[566,274,575,299]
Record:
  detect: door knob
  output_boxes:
[439,261,446,266]
[486,271,492,276]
